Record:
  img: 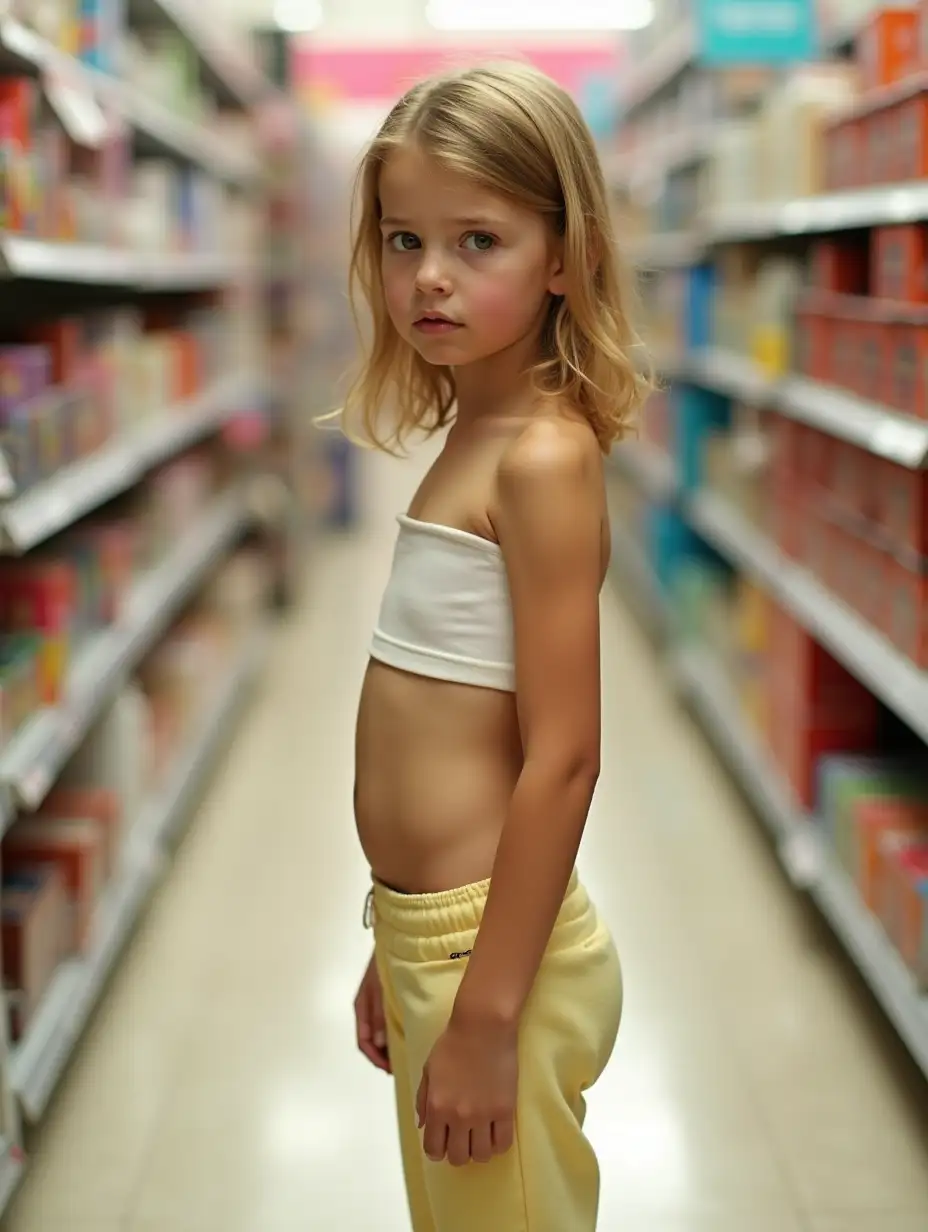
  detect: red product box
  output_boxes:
[824,118,863,191]
[825,517,846,586]
[859,9,919,90]
[883,322,921,415]
[873,225,928,302]
[830,440,864,522]
[853,318,882,403]
[27,320,82,385]
[853,797,928,908]
[829,315,861,395]
[884,557,928,665]
[879,839,928,961]
[863,108,897,184]
[1,863,68,1041]
[770,704,877,808]
[811,241,870,296]
[897,94,928,181]
[0,80,38,150]
[3,817,105,954]
[771,493,804,561]
[881,467,928,557]
[859,537,891,631]
[36,787,123,880]
[770,605,880,727]
[795,306,832,382]
[769,417,802,489]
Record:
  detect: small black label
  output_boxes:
[449,950,472,961]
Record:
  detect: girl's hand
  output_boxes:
[416,1018,518,1166]
[354,951,391,1074]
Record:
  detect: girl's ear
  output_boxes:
[547,242,567,297]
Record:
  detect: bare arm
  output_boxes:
[452,422,603,1029]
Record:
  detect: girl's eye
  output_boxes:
[463,233,496,252]
[387,232,420,251]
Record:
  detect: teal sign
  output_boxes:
[695,0,818,65]
[578,73,616,140]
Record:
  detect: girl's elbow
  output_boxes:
[553,747,601,792]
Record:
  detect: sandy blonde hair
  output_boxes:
[341,60,651,454]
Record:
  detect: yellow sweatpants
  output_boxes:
[371,871,622,1232]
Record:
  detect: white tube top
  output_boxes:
[370,514,515,691]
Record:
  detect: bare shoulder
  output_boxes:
[497,416,601,495]
[490,415,605,553]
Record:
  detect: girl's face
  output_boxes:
[378,143,565,370]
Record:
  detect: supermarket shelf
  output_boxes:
[0,235,244,288]
[685,489,928,746]
[0,1139,22,1217]
[672,641,928,1078]
[612,441,679,503]
[684,348,775,406]
[10,625,265,1121]
[708,181,928,242]
[622,25,696,113]
[631,231,706,270]
[0,17,255,185]
[132,622,267,855]
[609,519,669,638]
[0,492,249,815]
[673,645,805,854]
[682,350,928,468]
[128,0,269,109]
[0,370,254,552]
[615,126,715,189]
[777,377,928,468]
[811,857,928,1079]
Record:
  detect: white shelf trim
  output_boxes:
[0,17,256,185]
[685,489,928,746]
[673,643,928,1079]
[10,626,266,1121]
[0,235,245,288]
[612,442,679,503]
[0,371,254,553]
[0,492,250,816]
[677,349,928,469]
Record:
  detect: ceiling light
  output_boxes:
[274,0,323,32]
[426,0,655,31]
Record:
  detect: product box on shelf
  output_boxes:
[3,815,105,954]
[859,9,918,91]
[816,754,928,861]
[884,557,928,666]
[873,226,928,303]
[1,861,68,1041]
[766,606,880,806]
[812,238,870,297]
[880,464,928,558]
[36,786,123,880]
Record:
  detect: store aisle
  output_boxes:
[4,447,928,1232]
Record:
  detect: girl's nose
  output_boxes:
[414,254,452,295]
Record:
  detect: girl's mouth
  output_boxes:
[414,314,461,335]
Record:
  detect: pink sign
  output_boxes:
[292,41,622,103]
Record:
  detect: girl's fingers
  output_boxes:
[469,1123,494,1165]
[416,1071,428,1129]
[492,1116,515,1157]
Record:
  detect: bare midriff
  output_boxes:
[354,659,523,894]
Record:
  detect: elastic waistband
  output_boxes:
[372,869,593,962]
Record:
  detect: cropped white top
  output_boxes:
[370,514,515,692]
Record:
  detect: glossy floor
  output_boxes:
[4,447,928,1232]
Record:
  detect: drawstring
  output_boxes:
[363,887,375,929]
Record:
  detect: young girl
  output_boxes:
[349,61,649,1232]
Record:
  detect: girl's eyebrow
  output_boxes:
[379,215,504,229]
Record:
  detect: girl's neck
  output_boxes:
[453,330,542,427]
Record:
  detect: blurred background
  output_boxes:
[0,0,926,1229]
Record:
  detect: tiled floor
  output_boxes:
[4,446,928,1231]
